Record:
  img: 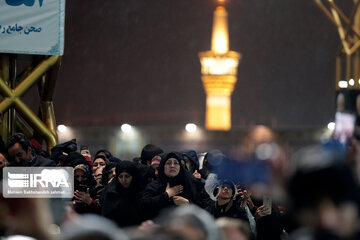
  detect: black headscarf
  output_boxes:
[94,149,113,160]
[113,160,140,192]
[50,139,77,165]
[158,152,200,205]
[100,162,117,186]
[101,160,143,227]
[136,163,155,187]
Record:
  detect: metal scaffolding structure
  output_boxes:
[315,0,360,90]
[0,54,60,152]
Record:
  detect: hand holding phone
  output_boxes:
[75,183,87,192]
[80,145,91,158]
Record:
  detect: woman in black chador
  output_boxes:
[140,151,202,220]
[101,160,143,227]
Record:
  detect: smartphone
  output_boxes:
[80,145,91,156]
[263,195,272,215]
[76,183,87,192]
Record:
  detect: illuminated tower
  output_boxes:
[199,1,241,130]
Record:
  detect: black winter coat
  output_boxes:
[140,152,202,220]
[206,199,248,221]
[101,161,144,227]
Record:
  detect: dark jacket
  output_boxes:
[29,155,56,166]
[256,205,285,240]
[206,199,248,221]
[101,161,144,227]
[140,152,202,220]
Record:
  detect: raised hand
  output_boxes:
[238,189,255,210]
[95,165,105,176]
[254,205,271,220]
[192,170,201,179]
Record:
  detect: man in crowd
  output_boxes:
[6,133,55,166]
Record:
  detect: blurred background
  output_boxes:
[23,0,353,158]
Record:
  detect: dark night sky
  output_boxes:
[54,0,353,128]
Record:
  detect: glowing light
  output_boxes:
[211,6,229,54]
[121,123,132,133]
[338,80,348,88]
[327,122,335,131]
[57,125,67,133]
[7,235,37,240]
[206,95,231,130]
[198,3,241,131]
[201,57,239,75]
[349,78,355,86]
[225,58,237,67]
[202,58,216,67]
[185,123,197,133]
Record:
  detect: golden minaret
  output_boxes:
[199,1,241,130]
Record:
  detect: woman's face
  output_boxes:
[152,163,159,176]
[92,158,106,173]
[118,172,133,188]
[218,184,233,200]
[74,169,87,183]
[164,157,180,178]
[107,167,116,183]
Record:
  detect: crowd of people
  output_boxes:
[1,126,360,240]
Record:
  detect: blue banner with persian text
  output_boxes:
[0,0,65,55]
